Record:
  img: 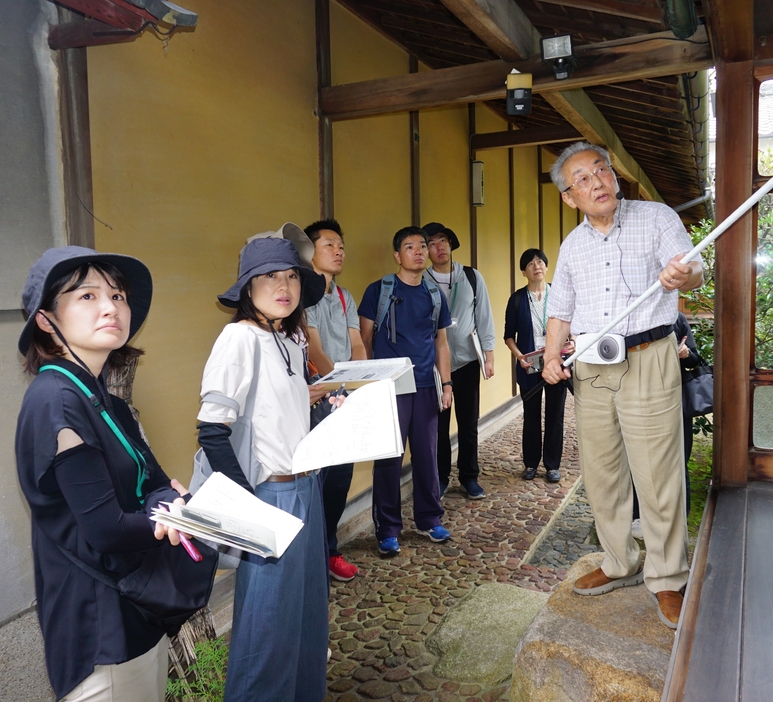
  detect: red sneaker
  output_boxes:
[329,555,359,581]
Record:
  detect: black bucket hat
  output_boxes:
[218,235,326,309]
[18,246,153,355]
[422,222,460,251]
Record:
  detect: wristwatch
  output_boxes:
[442,381,453,388]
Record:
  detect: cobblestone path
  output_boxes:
[325,396,595,702]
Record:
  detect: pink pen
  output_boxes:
[160,504,202,562]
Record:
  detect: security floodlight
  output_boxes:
[540,34,575,81]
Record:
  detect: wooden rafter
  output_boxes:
[319,28,711,119]
[438,0,540,60]
[533,0,664,24]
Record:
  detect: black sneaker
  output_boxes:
[546,469,561,483]
[523,467,537,480]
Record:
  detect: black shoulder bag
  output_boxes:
[40,365,218,635]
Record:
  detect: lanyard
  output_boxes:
[39,365,148,505]
[527,286,549,336]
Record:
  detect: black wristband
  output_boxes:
[442,381,453,388]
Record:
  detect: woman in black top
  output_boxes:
[15,247,193,701]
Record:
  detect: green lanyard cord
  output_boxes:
[39,365,147,505]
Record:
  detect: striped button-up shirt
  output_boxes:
[547,199,699,337]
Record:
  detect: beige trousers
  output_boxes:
[61,636,168,702]
[574,334,689,593]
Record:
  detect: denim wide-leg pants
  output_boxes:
[224,473,328,702]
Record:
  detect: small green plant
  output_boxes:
[687,434,713,540]
[167,637,228,702]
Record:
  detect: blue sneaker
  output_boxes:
[378,537,400,556]
[461,481,486,499]
[439,480,449,499]
[418,525,451,543]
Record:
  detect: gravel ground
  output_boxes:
[324,395,596,702]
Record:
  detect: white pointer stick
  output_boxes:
[562,174,773,367]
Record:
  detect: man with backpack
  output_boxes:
[423,222,495,499]
[359,226,453,556]
[304,219,367,582]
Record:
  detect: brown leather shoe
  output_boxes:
[650,590,683,629]
[573,567,644,596]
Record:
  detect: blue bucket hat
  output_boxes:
[18,246,153,355]
[218,235,326,309]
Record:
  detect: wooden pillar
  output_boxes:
[468,103,477,268]
[316,0,333,218]
[409,55,420,227]
[714,60,755,487]
[56,8,94,247]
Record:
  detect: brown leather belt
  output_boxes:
[265,472,311,482]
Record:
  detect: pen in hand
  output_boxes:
[330,383,346,413]
[160,504,202,562]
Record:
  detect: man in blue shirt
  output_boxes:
[359,226,453,555]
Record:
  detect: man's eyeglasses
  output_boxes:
[563,165,612,193]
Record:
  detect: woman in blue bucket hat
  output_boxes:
[195,225,331,701]
[15,246,216,701]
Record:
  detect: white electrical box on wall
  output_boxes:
[472,160,484,206]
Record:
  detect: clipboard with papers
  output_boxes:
[316,358,416,395]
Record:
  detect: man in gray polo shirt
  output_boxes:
[304,219,367,582]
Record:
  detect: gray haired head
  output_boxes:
[550,142,612,192]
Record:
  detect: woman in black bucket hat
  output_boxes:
[195,227,330,702]
[15,246,216,701]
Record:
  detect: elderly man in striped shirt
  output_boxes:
[541,142,703,630]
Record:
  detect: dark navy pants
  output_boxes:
[437,360,481,484]
[372,387,444,540]
[321,462,354,557]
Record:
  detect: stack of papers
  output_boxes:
[292,379,404,473]
[151,471,304,559]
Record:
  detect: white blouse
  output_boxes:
[197,322,310,483]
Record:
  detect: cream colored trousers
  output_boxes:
[61,636,168,702]
[574,334,689,593]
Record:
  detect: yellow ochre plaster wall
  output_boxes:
[87,0,566,503]
[88,0,320,477]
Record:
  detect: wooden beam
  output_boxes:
[471,124,580,151]
[541,88,662,202]
[702,0,754,62]
[437,2,662,206]
[713,59,755,487]
[534,0,664,24]
[319,28,712,120]
[53,0,153,30]
[438,0,539,61]
[49,19,141,50]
